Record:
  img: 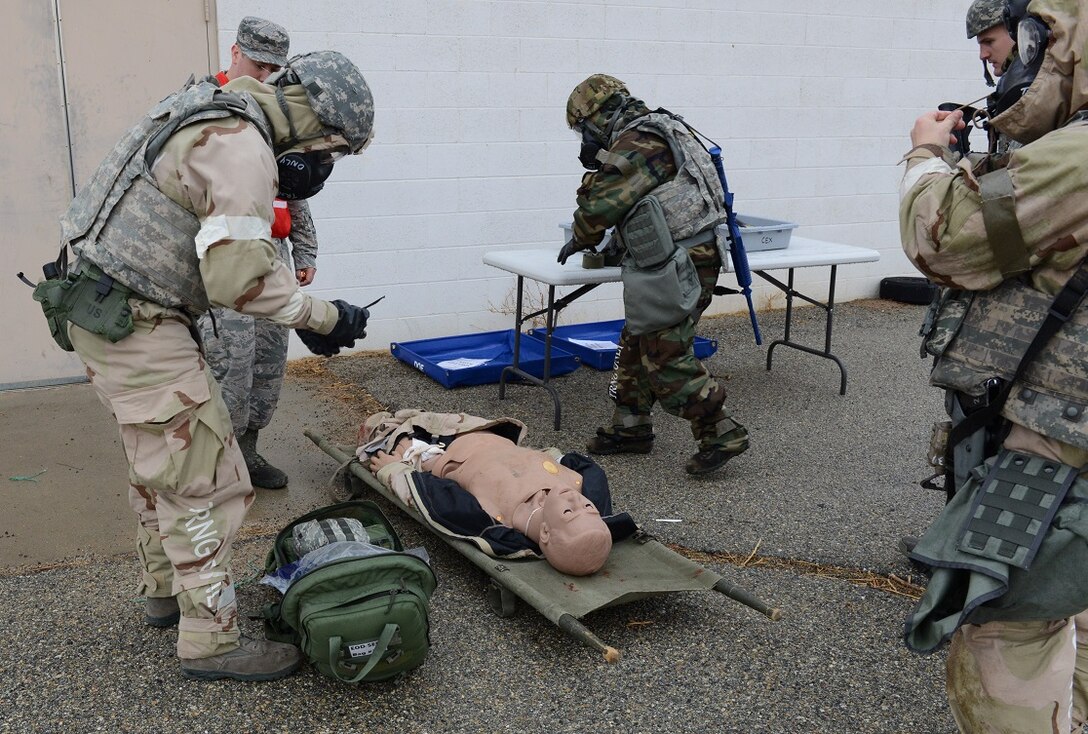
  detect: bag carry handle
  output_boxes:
[329,623,400,683]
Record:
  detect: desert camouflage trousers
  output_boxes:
[608,243,739,448]
[948,610,1088,733]
[196,238,290,436]
[70,300,255,659]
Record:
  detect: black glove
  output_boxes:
[557,237,585,266]
[296,299,369,357]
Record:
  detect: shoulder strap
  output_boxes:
[979,168,1032,277]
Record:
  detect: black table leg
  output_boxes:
[760,265,848,395]
[498,280,563,429]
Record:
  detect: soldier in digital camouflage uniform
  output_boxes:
[197,16,323,489]
[967,0,1016,87]
[53,51,375,680]
[559,75,748,475]
[900,1,1088,729]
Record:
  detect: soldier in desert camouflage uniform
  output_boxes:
[900,1,1088,729]
[559,75,748,475]
[49,51,375,681]
[197,16,324,489]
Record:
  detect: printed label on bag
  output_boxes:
[347,640,379,659]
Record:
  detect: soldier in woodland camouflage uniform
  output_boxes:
[197,16,323,489]
[900,1,1088,729]
[560,75,748,475]
[50,51,375,680]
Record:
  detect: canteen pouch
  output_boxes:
[620,196,676,269]
[32,264,134,351]
[621,246,701,336]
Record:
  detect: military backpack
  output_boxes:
[262,500,437,683]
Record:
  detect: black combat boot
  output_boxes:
[238,429,288,489]
[586,426,654,455]
[144,596,180,628]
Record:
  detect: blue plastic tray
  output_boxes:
[391,329,580,388]
[528,319,718,370]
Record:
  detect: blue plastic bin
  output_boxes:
[391,329,580,389]
[528,319,718,370]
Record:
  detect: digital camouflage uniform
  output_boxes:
[570,99,746,459]
[197,199,317,440]
[900,1,1088,729]
[59,65,365,661]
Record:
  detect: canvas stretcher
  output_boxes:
[305,430,782,662]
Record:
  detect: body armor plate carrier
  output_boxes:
[59,80,272,312]
[928,277,1088,451]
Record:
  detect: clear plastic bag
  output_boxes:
[261,541,431,594]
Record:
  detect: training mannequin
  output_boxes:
[368,431,613,576]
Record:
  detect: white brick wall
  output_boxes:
[218,0,983,356]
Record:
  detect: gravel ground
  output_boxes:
[0,300,958,734]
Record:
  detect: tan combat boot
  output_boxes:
[179,636,302,681]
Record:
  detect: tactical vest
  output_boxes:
[60,80,272,312]
[926,279,1088,451]
[617,112,728,252]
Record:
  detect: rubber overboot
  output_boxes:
[686,427,750,475]
[586,426,654,455]
[238,429,288,489]
[144,596,180,628]
[179,636,302,682]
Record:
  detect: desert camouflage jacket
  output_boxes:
[66,77,337,332]
[900,71,1088,461]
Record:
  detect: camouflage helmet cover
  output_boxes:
[566,74,629,128]
[966,0,1007,38]
[270,51,375,153]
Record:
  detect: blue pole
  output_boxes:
[709,146,762,345]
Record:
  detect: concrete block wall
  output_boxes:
[218,0,984,355]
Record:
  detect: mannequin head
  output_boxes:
[536,486,612,576]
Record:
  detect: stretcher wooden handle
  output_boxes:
[713,578,784,621]
[557,614,621,664]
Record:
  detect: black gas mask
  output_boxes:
[988,0,1050,118]
[574,95,634,171]
[577,125,606,170]
[276,150,338,200]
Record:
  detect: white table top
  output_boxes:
[483,237,880,285]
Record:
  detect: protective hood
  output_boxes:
[222,76,349,157]
[990,0,1088,143]
[600,99,650,147]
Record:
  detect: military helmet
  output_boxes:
[966,0,1007,38]
[269,51,374,153]
[566,74,629,129]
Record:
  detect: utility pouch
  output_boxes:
[927,420,952,468]
[621,246,700,336]
[920,288,973,359]
[31,274,77,352]
[620,196,676,269]
[956,449,1078,570]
